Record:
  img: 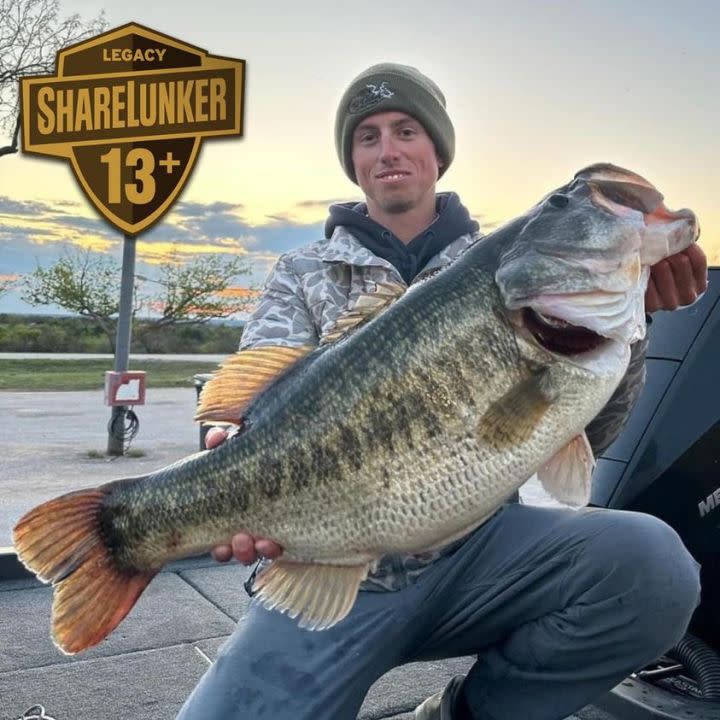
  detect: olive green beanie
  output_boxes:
[335,63,455,184]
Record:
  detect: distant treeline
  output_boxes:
[0,314,245,354]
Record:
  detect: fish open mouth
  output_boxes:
[522,308,607,356]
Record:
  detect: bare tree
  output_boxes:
[22,248,120,349]
[22,247,255,351]
[137,254,254,328]
[134,253,254,350]
[0,0,106,157]
[0,274,18,298]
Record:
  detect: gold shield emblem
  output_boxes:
[20,22,245,235]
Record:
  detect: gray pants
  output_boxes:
[177,504,701,720]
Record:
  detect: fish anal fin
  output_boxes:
[537,432,595,506]
[194,345,314,424]
[254,559,371,630]
[13,488,158,655]
[320,281,405,345]
[477,368,558,448]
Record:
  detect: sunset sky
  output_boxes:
[1,0,717,316]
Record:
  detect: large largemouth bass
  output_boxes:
[13,164,699,654]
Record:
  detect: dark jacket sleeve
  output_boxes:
[585,334,649,458]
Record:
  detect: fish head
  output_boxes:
[495,163,699,363]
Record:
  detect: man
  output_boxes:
[178,63,707,720]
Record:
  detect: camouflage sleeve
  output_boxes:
[239,255,320,350]
[585,333,649,457]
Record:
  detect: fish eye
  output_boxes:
[548,194,569,208]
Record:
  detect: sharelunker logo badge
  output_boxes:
[20,22,245,235]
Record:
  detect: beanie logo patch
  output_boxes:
[348,81,394,115]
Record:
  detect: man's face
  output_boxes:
[351,111,441,216]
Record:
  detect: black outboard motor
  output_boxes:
[592,267,720,719]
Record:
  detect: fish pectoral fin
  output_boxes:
[320,280,406,345]
[477,368,557,447]
[12,488,158,654]
[537,432,595,506]
[195,345,315,424]
[253,559,371,630]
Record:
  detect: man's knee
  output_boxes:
[578,510,700,657]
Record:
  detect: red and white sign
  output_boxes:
[104,371,146,406]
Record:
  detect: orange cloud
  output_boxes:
[215,286,261,299]
[71,235,116,253]
[140,294,257,318]
[137,240,251,265]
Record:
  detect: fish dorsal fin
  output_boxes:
[254,559,372,630]
[320,280,406,345]
[194,345,314,424]
[477,367,559,448]
[537,432,595,506]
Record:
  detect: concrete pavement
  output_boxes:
[0,387,203,548]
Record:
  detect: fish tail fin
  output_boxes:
[12,488,157,655]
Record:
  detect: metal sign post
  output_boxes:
[107,234,137,455]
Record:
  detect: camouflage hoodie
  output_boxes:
[240,193,648,592]
[240,193,479,351]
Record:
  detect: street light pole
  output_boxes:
[107,234,137,456]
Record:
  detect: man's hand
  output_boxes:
[645,244,708,313]
[205,426,284,564]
